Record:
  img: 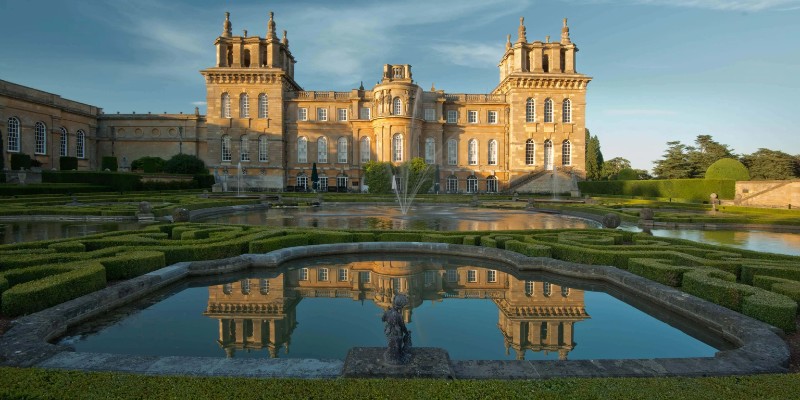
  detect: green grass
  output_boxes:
[0,367,797,399]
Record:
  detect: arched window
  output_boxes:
[258,94,268,118]
[525,280,535,296]
[466,175,478,193]
[297,137,308,163]
[392,133,403,162]
[525,98,535,123]
[446,175,458,193]
[544,98,553,123]
[239,93,249,118]
[488,139,497,166]
[468,139,478,165]
[561,286,570,297]
[317,137,328,163]
[487,175,498,193]
[562,99,571,123]
[525,139,535,165]
[76,130,85,159]
[543,54,550,72]
[360,136,370,163]
[243,49,251,68]
[221,135,232,162]
[221,93,231,118]
[447,139,457,165]
[34,122,47,155]
[337,137,348,163]
[543,282,552,297]
[544,140,553,170]
[60,127,68,157]
[7,117,20,152]
[562,140,571,166]
[393,97,402,116]
[240,135,249,161]
[424,138,435,164]
[258,135,268,162]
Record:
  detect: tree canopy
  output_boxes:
[741,149,800,180]
[584,128,604,180]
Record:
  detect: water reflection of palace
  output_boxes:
[204,259,589,359]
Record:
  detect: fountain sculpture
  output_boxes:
[382,293,412,364]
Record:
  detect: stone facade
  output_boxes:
[734,180,800,208]
[1,12,591,193]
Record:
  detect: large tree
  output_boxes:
[741,149,798,180]
[653,141,692,179]
[584,128,604,180]
[687,135,735,177]
[600,157,631,180]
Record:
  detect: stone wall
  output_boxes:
[735,180,800,208]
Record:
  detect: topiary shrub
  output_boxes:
[164,154,207,175]
[131,156,166,173]
[59,156,78,171]
[615,168,639,180]
[705,158,750,181]
[10,154,32,170]
[101,156,118,172]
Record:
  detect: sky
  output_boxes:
[1,0,799,172]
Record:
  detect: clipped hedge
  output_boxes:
[419,234,464,244]
[705,158,750,181]
[59,156,78,171]
[627,258,693,287]
[505,240,551,258]
[43,171,141,192]
[101,156,118,172]
[100,251,166,281]
[577,179,735,201]
[753,275,800,302]
[307,231,354,245]
[377,232,423,242]
[10,153,32,170]
[249,234,308,253]
[1,262,106,316]
[48,241,86,253]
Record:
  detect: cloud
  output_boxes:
[430,43,504,68]
[571,0,800,11]
[604,108,678,116]
[191,101,207,106]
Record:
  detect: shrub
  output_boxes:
[164,154,207,174]
[10,154,32,170]
[627,258,693,287]
[577,179,735,201]
[249,234,308,253]
[131,156,165,173]
[307,231,354,245]
[753,276,800,302]
[59,156,79,171]
[1,262,106,316]
[42,171,141,192]
[615,168,639,180]
[420,234,464,244]
[463,235,481,246]
[101,156,118,172]
[193,174,215,188]
[505,240,551,257]
[377,232,422,242]
[352,232,377,242]
[48,242,86,253]
[705,158,750,181]
[100,251,166,281]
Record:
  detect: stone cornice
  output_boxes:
[492,74,592,94]
[200,68,302,90]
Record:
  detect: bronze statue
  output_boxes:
[382,293,412,364]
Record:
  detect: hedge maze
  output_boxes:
[1,225,798,332]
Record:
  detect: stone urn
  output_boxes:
[639,208,654,220]
[138,201,152,214]
[602,213,621,229]
[172,207,190,222]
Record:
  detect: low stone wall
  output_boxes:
[735,180,800,208]
[0,243,789,379]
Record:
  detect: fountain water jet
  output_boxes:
[391,86,435,215]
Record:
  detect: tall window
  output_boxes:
[468,110,478,124]
[319,268,329,281]
[299,268,309,281]
[543,282,552,297]
[221,93,231,118]
[424,108,435,121]
[239,93,249,118]
[487,176,498,193]
[562,140,571,166]
[297,174,308,191]
[392,133,403,162]
[239,136,249,161]
[525,139,535,165]
[240,279,250,295]
[525,280,535,296]
[298,107,308,121]
[393,97,402,116]
[260,279,270,294]
[59,127,68,157]
[337,174,348,189]
[318,173,328,191]
[258,135,268,162]
[76,130,86,158]
[544,98,553,123]
[258,93,268,118]
[562,99,572,123]
[446,110,457,124]
[446,269,458,282]
[488,270,497,283]
[488,139,497,166]
[360,136,370,162]
[337,137,348,163]
[360,107,371,120]
[544,139,553,170]
[338,268,348,282]
[34,122,46,154]
[317,137,328,163]
[7,117,20,152]
[447,139,457,165]
[297,137,308,163]
[488,111,498,124]
[466,175,478,193]
[338,108,348,121]
[525,98,535,122]
[221,135,232,162]
[446,175,458,193]
[317,108,327,121]
[424,138,435,164]
[467,270,477,283]
[468,139,478,165]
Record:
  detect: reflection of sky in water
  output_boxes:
[198,204,601,231]
[1,221,144,244]
[646,229,800,256]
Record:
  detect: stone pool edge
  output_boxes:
[0,242,789,379]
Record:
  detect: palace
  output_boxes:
[0,12,591,193]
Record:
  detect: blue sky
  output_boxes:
[2,0,798,171]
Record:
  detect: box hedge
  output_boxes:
[249,234,309,253]
[419,234,464,244]
[59,156,78,171]
[101,156,118,172]
[753,275,800,303]
[627,258,693,287]
[307,231,354,245]
[377,232,422,242]
[100,251,166,281]
[577,179,735,201]
[1,262,106,316]
[505,240,552,258]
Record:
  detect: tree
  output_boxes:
[653,141,692,179]
[584,128,604,180]
[363,161,392,194]
[600,157,631,180]
[405,157,434,195]
[687,135,735,177]
[163,154,207,174]
[741,149,798,180]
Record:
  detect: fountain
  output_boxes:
[392,159,434,215]
[382,293,413,364]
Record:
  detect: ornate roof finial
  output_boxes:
[243,29,248,38]
[561,17,571,44]
[517,16,527,43]
[545,35,550,43]
[282,29,289,47]
[506,34,512,50]
[359,81,365,90]
[268,11,277,39]
[223,12,232,37]
[430,82,436,91]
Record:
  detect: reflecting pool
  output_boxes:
[58,254,725,361]
[196,204,601,231]
[0,221,144,245]
[648,228,800,256]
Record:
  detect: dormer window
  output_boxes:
[393,67,403,79]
